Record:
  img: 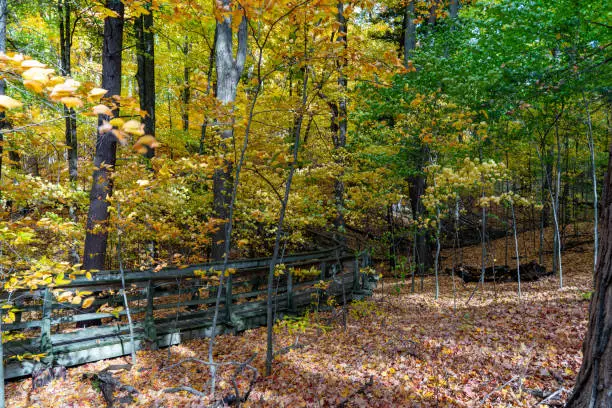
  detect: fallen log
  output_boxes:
[446,261,551,283]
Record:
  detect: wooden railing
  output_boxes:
[1,247,374,379]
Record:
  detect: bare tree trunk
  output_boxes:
[511,202,521,300]
[333,1,348,242]
[135,3,155,156]
[210,3,247,261]
[199,27,217,155]
[584,93,598,282]
[181,40,190,132]
[58,0,80,265]
[566,141,612,408]
[0,5,6,404]
[58,0,78,183]
[266,63,309,377]
[82,0,124,270]
[449,0,459,19]
[402,0,416,68]
[0,0,8,186]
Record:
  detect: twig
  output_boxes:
[164,386,207,398]
[479,375,518,406]
[533,387,565,407]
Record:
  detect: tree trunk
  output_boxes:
[0,1,6,404]
[82,0,124,270]
[199,26,217,155]
[135,3,155,157]
[566,141,612,408]
[0,0,7,186]
[449,0,459,19]
[58,0,78,183]
[181,40,190,132]
[210,3,247,261]
[409,149,434,276]
[333,1,348,242]
[402,1,416,68]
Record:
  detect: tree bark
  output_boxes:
[402,1,416,68]
[58,0,78,182]
[0,0,7,186]
[449,0,459,20]
[566,141,612,408]
[333,1,348,242]
[409,148,434,276]
[211,2,247,261]
[199,26,217,155]
[135,3,155,157]
[0,1,6,404]
[82,0,124,270]
[181,40,190,132]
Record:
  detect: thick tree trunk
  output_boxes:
[566,142,612,407]
[135,4,155,157]
[210,4,247,261]
[58,0,78,183]
[82,0,124,270]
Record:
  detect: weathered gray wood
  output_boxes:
[287,270,294,312]
[144,280,157,345]
[1,249,369,380]
[40,288,53,366]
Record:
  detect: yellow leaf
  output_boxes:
[22,67,54,83]
[92,104,113,116]
[71,296,82,305]
[21,59,46,68]
[60,97,83,108]
[112,129,128,145]
[0,95,22,111]
[82,296,95,309]
[133,135,159,154]
[85,271,92,280]
[88,87,107,100]
[122,119,144,136]
[23,80,44,93]
[109,117,124,128]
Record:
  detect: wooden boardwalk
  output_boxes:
[1,247,375,379]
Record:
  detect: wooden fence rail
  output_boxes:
[1,247,375,379]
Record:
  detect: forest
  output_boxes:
[0,0,610,407]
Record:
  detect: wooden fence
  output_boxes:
[1,247,375,379]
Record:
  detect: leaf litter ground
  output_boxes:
[5,227,593,407]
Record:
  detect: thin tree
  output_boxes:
[58,0,78,183]
[135,2,155,156]
[266,32,310,375]
[0,0,7,404]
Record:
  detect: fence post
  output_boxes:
[40,287,53,366]
[287,269,294,312]
[353,253,360,291]
[144,280,157,347]
[225,274,233,322]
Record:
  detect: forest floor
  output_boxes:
[5,226,594,407]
